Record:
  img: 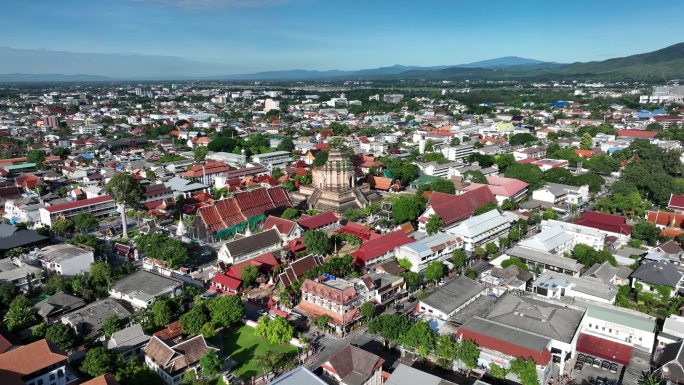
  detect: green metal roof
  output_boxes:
[573,298,656,332]
[3,163,36,170]
[410,175,441,186]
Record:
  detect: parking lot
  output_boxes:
[569,354,621,385]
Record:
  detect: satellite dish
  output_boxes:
[663,367,670,373]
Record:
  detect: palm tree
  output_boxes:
[638,371,662,385]
[3,305,35,331]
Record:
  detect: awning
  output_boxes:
[576,333,633,366]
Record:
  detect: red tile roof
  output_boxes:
[0,340,67,385]
[668,194,684,211]
[233,187,276,217]
[262,216,297,235]
[647,210,684,228]
[574,211,632,235]
[298,211,339,230]
[350,230,413,265]
[616,130,657,139]
[422,187,497,226]
[44,195,113,213]
[457,327,552,366]
[335,222,380,242]
[212,272,243,291]
[15,174,41,189]
[576,333,632,366]
[366,176,392,190]
[225,252,280,280]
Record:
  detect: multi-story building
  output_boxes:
[39,195,116,226]
[321,344,384,385]
[447,209,515,252]
[0,261,43,293]
[350,273,405,305]
[39,244,95,276]
[393,232,461,273]
[264,98,280,112]
[0,339,78,385]
[144,335,218,385]
[441,143,474,161]
[217,229,281,265]
[540,219,606,251]
[297,278,360,334]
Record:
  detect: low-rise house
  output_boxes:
[447,209,515,252]
[0,224,49,256]
[419,276,485,320]
[532,270,618,304]
[350,230,414,267]
[39,244,94,276]
[479,264,532,296]
[668,194,684,213]
[210,252,280,295]
[60,298,132,339]
[261,216,302,244]
[393,232,461,273]
[630,259,683,299]
[574,211,632,241]
[321,343,384,385]
[517,226,575,255]
[277,254,324,288]
[532,182,589,208]
[457,317,553,385]
[0,339,78,385]
[653,340,684,384]
[459,176,529,205]
[144,335,218,385]
[81,374,120,385]
[659,315,684,348]
[0,260,43,293]
[217,229,281,265]
[4,199,42,223]
[109,270,183,308]
[506,245,584,277]
[270,366,327,385]
[417,187,497,232]
[34,292,86,324]
[351,273,405,305]
[106,323,151,361]
[573,298,657,355]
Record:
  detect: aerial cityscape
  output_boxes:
[2,2,684,385]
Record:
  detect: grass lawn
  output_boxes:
[223,325,297,381]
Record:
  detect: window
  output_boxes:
[38,380,44,385]
[609,329,612,333]
[49,374,55,380]
[57,371,64,378]
[588,323,592,328]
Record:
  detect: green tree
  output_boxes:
[103,315,127,338]
[391,194,426,224]
[266,316,294,345]
[452,249,467,271]
[255,315,270,338]
[504,163,544,190]
[510,357,539,385]
[426,214,443,235]
[277,137,294,152]
[368,314,412,347]
[206,295,244,328]
[105,173,144,239]
[633,221,660,246]
[0,283,18,307]
[489,363,508,379]
[436,334,458,365]
[179,305,210,335]
[397,258,413,271]
[115,357,163,385]
[73,213,99,234]
[637,371,661,385]
[135,233,192,269]
[457,339,480,369]
[580,132,594,150]
[27,150,47,169]
[281,208,300,220]
[474,201,498,216]
[501,257,529,271]
[32,322,48,340]
[361,302,375,321]
[3,303,35,332]
[463,170,488,184]
[402,319,436,353]
[314,315,332,330]
[200,322,216,339]
[450,137,461,146]
[80,347,122,377]
[424,261,445,283]
[343,208,367,222]
[401,271,420,289]
[152,297,177,327]
[68,234,104,254]
[312,151,329,167]
[485,242,498,256]
[474,247,486,259]
[241,264,259,288]
[89,261,114,290]
[199,350,222,377]
[303,230,332,255]
[51,218,75,234]
[193,146,209,163]
[45,323,76,350]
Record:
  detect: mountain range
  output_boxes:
[1,43,684,82]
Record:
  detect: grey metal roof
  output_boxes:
[631,260,683,287]
[485,293,584,343]
[533,271,618,301]
[518,226,573,253]
[461,316,552,353]
[572,298,656,333]
[420,276,485,316]
[582,261,618,285]
[107,323,151,352]
[507,246,584,272]
[61,298,132,338]
[223,229,280,257]
[449,209,510,238]
[270,366,328,385]
[0,230,49,251]
[33,292,86,318]
[110,270,181,303]
[40,244,90,263]
[385,363,456,385]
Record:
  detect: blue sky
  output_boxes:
[1,0,683,77]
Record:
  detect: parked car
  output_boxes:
[601,360,610,370]
[574,362,583,372]
[610,363,618,373]
[593,359,601,368]
[577,353,586,363]
[585,356,594,365]
[257,309,268,316]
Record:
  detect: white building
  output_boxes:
[540,219,606,251]
[447,209,514,252]
[264,98,280,112]
[532,183,590,207]
[251,151,291,169]
[0,339,78,385]
[393,232,462,273]
[39,244,94,276]
[441,144,474,161]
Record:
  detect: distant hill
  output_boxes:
[0,73,114,82]
[455,56,553,68]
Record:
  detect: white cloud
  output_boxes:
[133,0,290,9]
